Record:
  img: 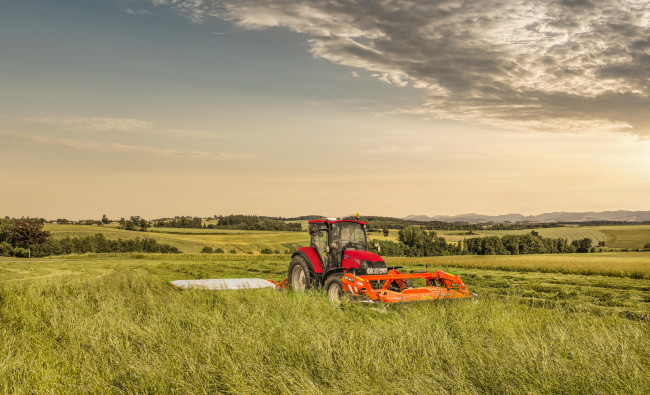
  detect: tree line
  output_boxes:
[0,218,180,258]
[371,226,597,257]
[342,215,565,232]
[25,234,180,258]
[211,215,302,231]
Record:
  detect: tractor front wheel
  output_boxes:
[288,255,314,291]
[324,274,345,304]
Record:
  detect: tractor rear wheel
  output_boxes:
[288,255,314,291]
[324,273,345,304]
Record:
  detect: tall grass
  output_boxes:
[1,267,648,393]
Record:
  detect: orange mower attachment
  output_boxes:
[341,268,474,304]
[269,267,475,304]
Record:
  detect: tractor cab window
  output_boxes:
[331,222,367,250]
[309,223,328,262]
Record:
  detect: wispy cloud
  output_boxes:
[0,132,250,160]
[18,116,153,132]
[9,115,225,139]
[147,0,650,136]
[123,7,151,15]
[363,145,431,155]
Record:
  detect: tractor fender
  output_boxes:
[293,247,324,274]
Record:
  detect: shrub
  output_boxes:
[25,234,181,257]
[201,246,213,254]
[260,248,273,254]
[229,249,237,254]
[11,247,29,258]
[0,242,12,256]
[213,247,225,253]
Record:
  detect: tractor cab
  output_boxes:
[288,218,388,291]
[308,219,369,272]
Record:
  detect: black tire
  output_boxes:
[324,273,346,304]
[288,255,315,291]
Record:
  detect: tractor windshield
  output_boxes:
[331,222,367,250]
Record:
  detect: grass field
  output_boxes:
[44,224,309,254]
[44,223,650,258]
[371,225,650,250]
[387,252,650,279]
[1,252,649,393]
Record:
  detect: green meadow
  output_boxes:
[44,224,308,254]
[43,223,650,255]
[1,249,649,393]
[371,224,650,250]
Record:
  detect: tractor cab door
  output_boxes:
[329,222,368,270]
[308,223,329,269]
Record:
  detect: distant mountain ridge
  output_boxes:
[404,210,650,223]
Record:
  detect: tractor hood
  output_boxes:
[342,250,387,274]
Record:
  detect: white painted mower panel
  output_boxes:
[170,278,278,290]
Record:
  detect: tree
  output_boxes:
[101,214,110,225]
[124,220,135,231]
[0,219,14,244]
[12,218,50,258]
[138,218,150,232]
[502,235,520,255]
[571,238,592,253]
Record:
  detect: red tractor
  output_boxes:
[281,218,474,304]
[169,217,474,304]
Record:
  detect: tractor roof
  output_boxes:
[308,219,367,225]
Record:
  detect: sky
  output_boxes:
[1,0,649,220]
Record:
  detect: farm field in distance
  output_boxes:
[369,224,650,250]
[44,223,309,254]
[44,223,650,254]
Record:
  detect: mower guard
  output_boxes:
[269,268,474,304]
[341,269,473,303]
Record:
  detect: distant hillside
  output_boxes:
[405,210,650,223]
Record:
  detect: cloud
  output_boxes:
[19,116,153,132]
[10,115,224,139]
[123,7,152,15]
[147,0,650,136]
[0,132,250,160]
[363,145,431,155]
